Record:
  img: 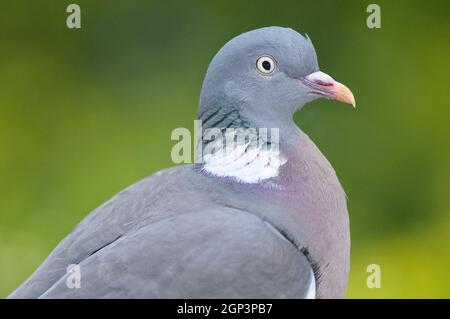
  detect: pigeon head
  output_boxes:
[199,26,355,129]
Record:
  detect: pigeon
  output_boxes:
[8,26,355,299]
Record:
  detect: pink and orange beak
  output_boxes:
[300,71,356,108]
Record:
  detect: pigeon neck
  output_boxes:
[196,105,300,185]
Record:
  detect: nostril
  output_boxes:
[312,80,334,87]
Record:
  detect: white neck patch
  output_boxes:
[200,128,286,184]
[305,268,316,299]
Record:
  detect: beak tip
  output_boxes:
[335,82,355,109]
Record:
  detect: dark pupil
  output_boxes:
[262,60,271,70]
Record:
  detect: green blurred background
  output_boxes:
[0,0,449,298]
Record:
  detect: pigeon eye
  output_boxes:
[256,56,276,74]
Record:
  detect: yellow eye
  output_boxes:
[256,56,276,74]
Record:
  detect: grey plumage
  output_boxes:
[9,26,352,299]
